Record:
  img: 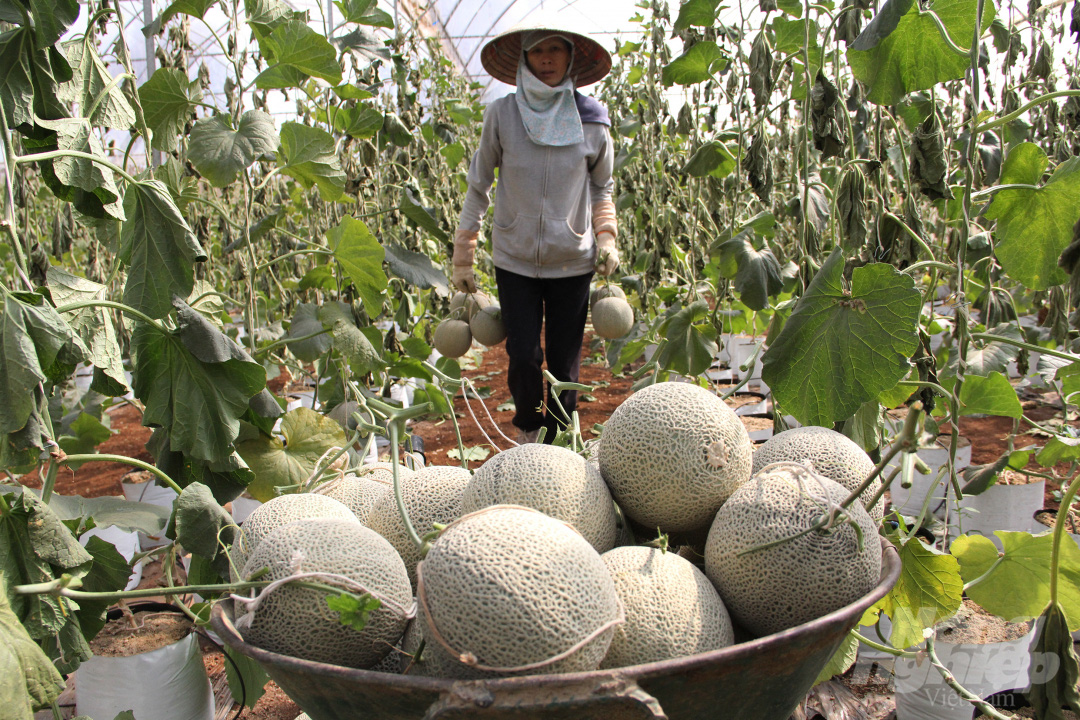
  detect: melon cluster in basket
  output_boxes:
[227,381,883,679]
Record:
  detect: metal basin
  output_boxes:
[211,538,900,720]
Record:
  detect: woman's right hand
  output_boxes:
[453,229,479,293]
[453,265,477,294]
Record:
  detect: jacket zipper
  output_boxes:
[536,145,551,275]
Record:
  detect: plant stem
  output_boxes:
[852,629,918,658]
[975,90,1080,133]
[15,149,139,185]
[1050,471,1080,605]
[924,631,1020,720]
[40,460,59,504]
[970,333,1078,363]
[0,102,34,291]
[55,299,168,334]
[63,454,183,495]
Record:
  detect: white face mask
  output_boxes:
[515,35,583,147]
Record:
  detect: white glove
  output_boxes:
[595,231,620,276]
[453,229,478,293]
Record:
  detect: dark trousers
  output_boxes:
[494,266,593,440]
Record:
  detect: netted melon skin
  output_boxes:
[598,382,753,533]
[399,615,487,679]
[238,518,412,669]
[704,465,881,637]
[416,506,621,678]
[752,426,882,521]
[433,319,472,358]
[590,284,626,309]
[462,444,617,552]
[318,472,392,526]
[470,305,507,346]
[232,493,358,577]
[600,546,733,668]
[367,465,471,588]
[591,297,634,339]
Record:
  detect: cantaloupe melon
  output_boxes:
[237,518,412,669]
[598,382,753,533]
[592,296,635,339]
[316,470,394,526]
[469,304,507,347]
[366,465,471,587]
[433,319,472,358]
[231,493,359,578]
[415,505,622,677]
[590,284,626,309]
[449,291,492,321]
[704,462,881,636]
[461,443,617,552]
[600,546,733,668]
[398,614,483,679]
[752,426,883,520]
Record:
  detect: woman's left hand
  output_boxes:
[595,232,619,276]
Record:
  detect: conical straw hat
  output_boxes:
[480,22,612,88]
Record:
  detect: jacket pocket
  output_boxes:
[542,217,591,266]
[494,214,539,263]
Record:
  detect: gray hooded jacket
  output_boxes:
[457,94,614,278]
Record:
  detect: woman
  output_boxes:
[452,22,618,444]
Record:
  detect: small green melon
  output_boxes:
[469,304,507,346]
[592,296,634,339]
[590,284,626,309]
[433,319,472,358]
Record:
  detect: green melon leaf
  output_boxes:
[673,0,722,30]
[384,243,450,293]
[333,0,392,26]
[955,372,1022,418]
[440,141,465,168]
[284,302,332,362]
[656,300,718,377]
[326,592,381,631]
[224,645,269,708]
[762,251,920,427]
[23,0,79,46]
[119,180,207,320]
[58,40,135,130]
[0,293,87,435]
[0,28,35,130]
[331,319,382,376]
[43,494,170,536]
[399,186,448,241]
[815,631,859,685]
[772,16,821,56]
[0,574,65,716]
[57,413,113,468]
[327,216,388,317]
[255,20,342,89]
[943,322,1020,378]
[139,68,203,153]
[714,234,784,311]
[245,0,301,39]
[161,0,218,22]
[986,144,1080,291]
[31,118,123,221]
[1037,436,1080,467]
[188,110,278,188]
[148,429,256,505]
[334,28,392,65]
[1028,603,1080,719]
[322,104,383,139]
[278,121,346,201]
[447,445,491,462]
[153,157,201,212]
[48,268,128,392]
[661,41,727,86]
[174,482,237,571]
[132,299,266,464]
[847,0,995,106]
[683,140,737,179]
[75,535,136,642]
[951,532,1080,630]
[237,407,347,502]
[876,532,963,650]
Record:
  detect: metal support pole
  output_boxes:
[143,0,161,167]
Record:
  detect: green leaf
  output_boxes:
[322,104,383,139]
[847,0,996,106]
[44,494,170,536]
[47,268,128,392]
[255,20,342,89]
[952,532,1080,630]
[761,251,921,426]
[772,16,821,56]
[326,592,381,631]
[327,216,388,317]
[236,407,347,501]
[188,110,279,188]
[0,29,35,130]
[683,140,737,179]
[75,535,136,641]
[333,0,392,26]
[32,117,123,221]
[153,157,200,212]
[57,40,135,130]
[384,242,450,293]
[174,482,237,573]
[0,573,65,716]
[25,0,79,46]
[946,322,1020,377]
[57,412,113,465]
[447,445,491,462]
[132,299,267,464]
[278,122,346,201]
[656,300,719,376]
[876,532,963,649]
[986,145,1080,291]
[440,142,465,168]
[161,0,217,22]
[1037,436,1080,467]
[148,430,256,505]
[960,448,1027,495]
[139,68,203,153]
[245,0,300,38]
[119,180,207,319]
[331,319,382,376]
[661,41,727,86]
[399,186,448,241]
[957,372,1022,418]
[334,28,391,65]
[1028,603,1080,719]
[0,293,86,434]
[715,234,784,311]
[285,302,332,362]
[674,0,721,30]
[814,631,859,684]
[224,645,268,708]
